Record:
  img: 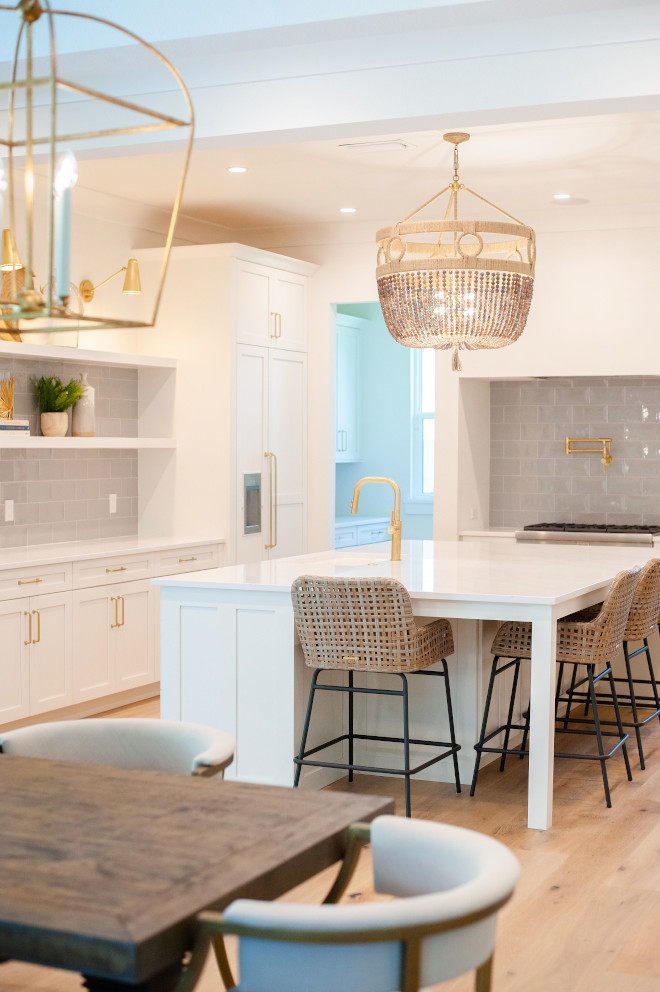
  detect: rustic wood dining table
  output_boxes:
[0,755,393,991]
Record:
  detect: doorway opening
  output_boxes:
[334,301,433,549]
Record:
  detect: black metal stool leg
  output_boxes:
[608,667,632,781]
[294,669,320,787]
[401,673,411,818]
[587,665,611,808]
[348,670,354,783]
[562,663,580,730]
[643,638,660,723]
[499,659,521,773]
[440,657,461,794]
[470,655,500,797]
[623,641,644,769]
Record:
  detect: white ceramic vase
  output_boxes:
[72,372,95,437]
[41,411,68,437]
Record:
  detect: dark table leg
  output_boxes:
[82,961,183,992]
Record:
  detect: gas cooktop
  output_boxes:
[523,523,660,535]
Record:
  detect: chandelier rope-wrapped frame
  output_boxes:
[376,132,536,371]
[0,0,194,334]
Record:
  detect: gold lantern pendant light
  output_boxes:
[376,133,536,371]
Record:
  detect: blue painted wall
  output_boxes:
[335,302,432,539]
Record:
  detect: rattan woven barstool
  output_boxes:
[557,558,660,770]
[291,575,461,817]
[470,567,640,808]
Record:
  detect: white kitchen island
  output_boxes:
[154,539,656,830]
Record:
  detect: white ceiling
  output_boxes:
[74,109,660,235]
[2,0,659,238]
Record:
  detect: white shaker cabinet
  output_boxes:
[234,259,307,352]
[335,314,364,463]
[235,345,307,562]
[72,579,154,703]
[0,592,72,721]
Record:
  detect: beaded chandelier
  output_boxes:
[376,133,536,371]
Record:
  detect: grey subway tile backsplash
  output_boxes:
[0,357,138,550]
[490,377,660,527]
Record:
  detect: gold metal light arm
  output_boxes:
[79,259,141,304]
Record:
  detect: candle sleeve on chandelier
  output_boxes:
[53,151,78,302]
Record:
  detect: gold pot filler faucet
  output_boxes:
[350,476,402,562]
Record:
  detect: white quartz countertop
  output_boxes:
[153,539,657,607]
[0,535,224,570]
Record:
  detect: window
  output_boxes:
[411,350,435,500]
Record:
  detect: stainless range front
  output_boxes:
[514,523,660,548]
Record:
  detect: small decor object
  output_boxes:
[376,132,536,371]
[72,372,95,437]
[31,375,85,437]
[0,374,15,418]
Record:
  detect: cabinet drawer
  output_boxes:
[0,562,72,600]
[153,545,220,577]
[335,527,358,549]
[357,523,389,545]
[73,554,151,589]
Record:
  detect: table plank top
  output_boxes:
[0,755,393,983]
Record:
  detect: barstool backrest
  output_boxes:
[291,575,424,673]
[557,566,640,667]
[624,558,660,642]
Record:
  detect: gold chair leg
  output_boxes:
[323,822,371,903]
[213,934,237,990]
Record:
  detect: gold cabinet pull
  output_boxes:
[31,609,40,644]
[178,556,197,563]
[18,577,42,586]
[277,312,282,338]
[264,451,278,550]
[269,311,278,338]
[106,566,127,573]
[23,610,32,646]
[110,596,120,629]
[118,595,125,627]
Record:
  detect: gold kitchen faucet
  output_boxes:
[350,476,402,561]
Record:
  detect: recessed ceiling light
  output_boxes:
[340,207,357,214]
[552,194,590,206]
[228,166,247,173]
[553,193,571,200]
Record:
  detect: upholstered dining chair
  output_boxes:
[0,718,235,777]
[174,814,521,992]
[470,566,640,807]
[291,574,461,817]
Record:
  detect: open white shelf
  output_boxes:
[0,436,176,450]
[0,339,176,370]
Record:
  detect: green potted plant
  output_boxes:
[32,375,85,437]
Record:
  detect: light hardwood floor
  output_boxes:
[3,694,660,991]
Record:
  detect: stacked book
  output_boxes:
[0,419,30,435]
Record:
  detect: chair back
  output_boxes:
[291,575,423,673]
[558,567,640,667]
[215,816,520,992]
[0,718,235,776]
[624,557,660,642]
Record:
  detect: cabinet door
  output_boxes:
[0,597,30,721]
[267,349,307,560]
[112,580,155,691]
[270,271,307,351]
[72,587,113,702]
[233,260,273,346]
[29,592,72,715]
[235,344,268,564]
[336,321,361,462]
